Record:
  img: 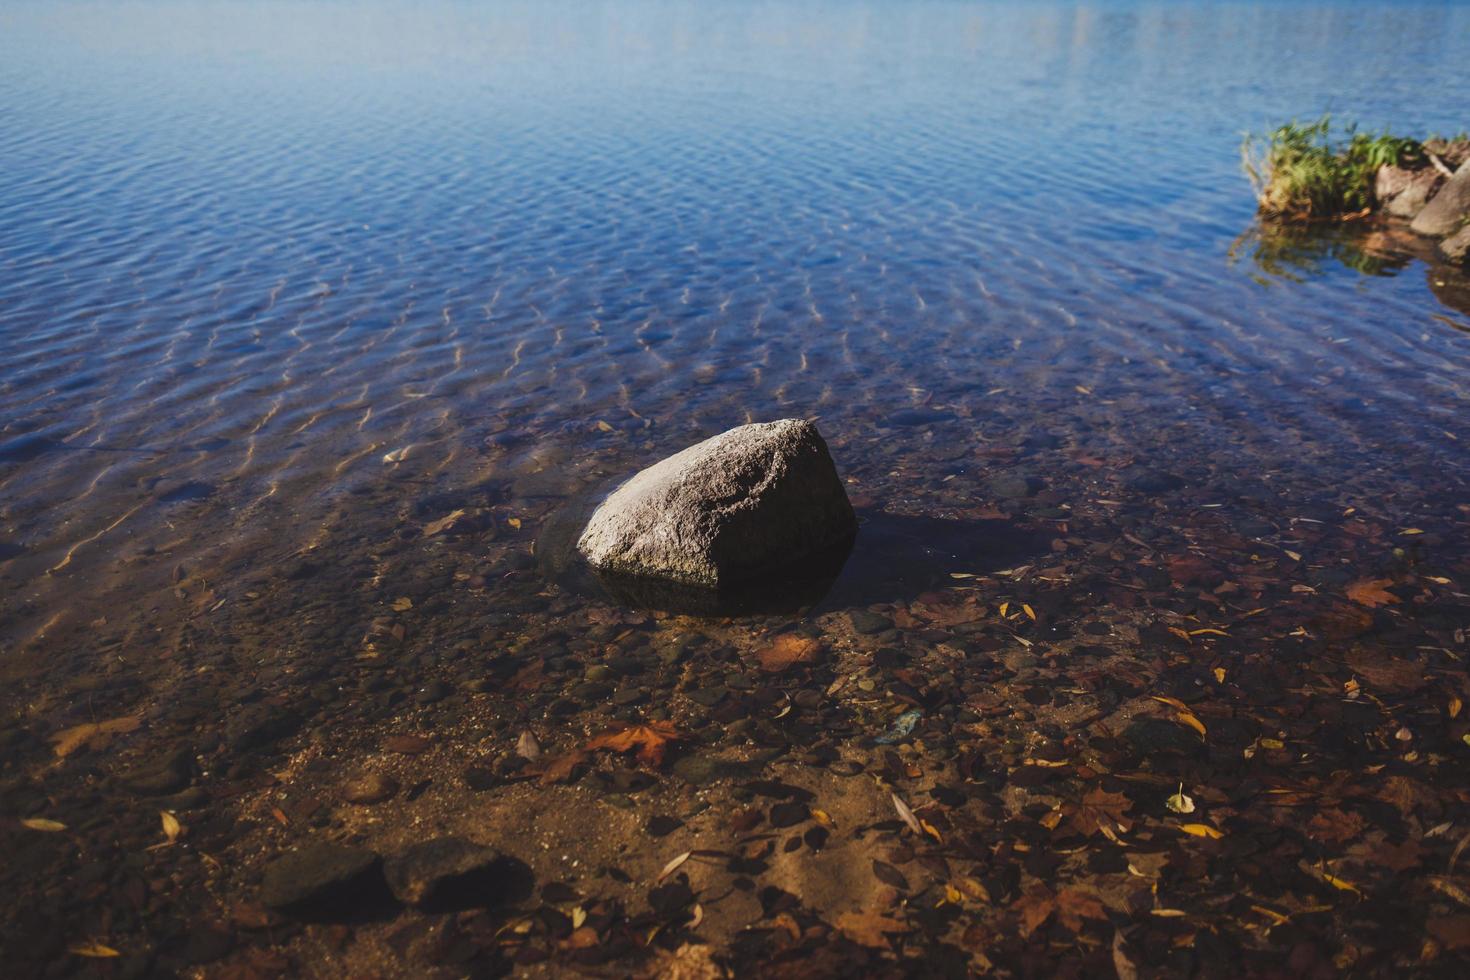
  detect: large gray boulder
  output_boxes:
[577,419,856,588]
[1411,159,1470,237]
[1374,164,1442,219]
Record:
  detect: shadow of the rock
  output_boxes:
[587,533,855,617]
[543,503,1052,619]
[417,856,536,914]
[815,510,1053,612]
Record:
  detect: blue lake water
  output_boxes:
[2,0,1469,640]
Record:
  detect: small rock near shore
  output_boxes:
[384,836,516,908]
[341,772,399,805]
[1375,164,1442,219]
[1439,225,1470,265]
[1411,159,1470,237]
[260,843,382,913]
[577,419,856,588]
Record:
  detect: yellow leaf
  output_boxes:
[1177,711,1207,739]
[811,808,836,829]
[1284,550,1302,562]
[392,597,413,612]
[1428,576,1451,584]
[596,420,614,433]
[422,508,466,537]
[69,944,121,958]
[656,851,691,883]
[1251,905,1290,926]
[999,601,1010,617]
[161,811,182,843]
[1188,628,1229,637]
[1166,790,1195,815]
[1150,694,1189,711]
[1213,668,1226,683]
[1150,908,1187,917]
[571,907,587,929]
[1260,738,1285,750]
[507,517,522,530]
[1180,823,1224,839]
[22,818,66,832]
[1022,603,1036,622]
[1400,528,1424,535]
[1323,873,1362,896]
[956,876,991,903]
[1451,697,1463,720]
[921,819,944,843]
[49,715,142,759]
[944,885,964,905]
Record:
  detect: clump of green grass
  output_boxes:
[1242,115,1423,219]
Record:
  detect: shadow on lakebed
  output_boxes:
[541,506,1052,619]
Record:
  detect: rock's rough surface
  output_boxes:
[1440,225,1470,265]
[1411,159,1470,237]
[341,772,399,805]
[383,836,506,908]
[577,419,856,588]
[259,843,381,912]
[1374,164,1442,218]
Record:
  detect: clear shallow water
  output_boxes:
[1,0,1468,658]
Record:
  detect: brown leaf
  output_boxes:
[835,911,908,949]
[1014,883,1056,939]
[1344,648,1425,694]
[909,592,986,627]
[1345,578,1398,608]
[872,860,910,891]
[1306,808,1366,845]
[755,635,824,673]
[1344,833,1423,872]
[1065,787,1134,839]
[536,749,589,785]
[585,721,683,767]
[49,715,142,758]
[1055,887,1107,932]
[1112,930,1140,980]
[1428,915,1470,950]
[1313,602,1374,641]
[422,508,469,537]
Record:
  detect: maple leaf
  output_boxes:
[909,592,986,627]
[1306,808,1366,845]
[1345,578,1398,608]
[1064,787,1134,840]
[835,910,908,948]
[1055,887,1107,932]
[1013,883,1056,939]
[755,635,824,672]
[584,721,683,766]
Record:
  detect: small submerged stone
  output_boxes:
[341,772,399,805]
[259,843,382,913]
[383,836,521,909]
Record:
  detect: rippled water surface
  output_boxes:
[3,0,1469,639]
[2,1,1470,971]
